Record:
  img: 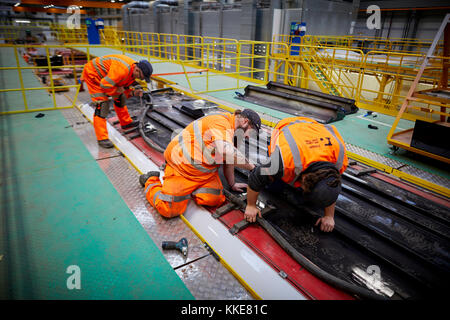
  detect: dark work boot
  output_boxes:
[139,171,160,188]
[98,139,114,148]
[121,120,139,130]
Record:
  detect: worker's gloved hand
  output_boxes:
[116,86,124,94]
[315,216,335,232]
[231,182,248,193]
[142,92,152,104]
[244,205,261,223]
[133,88,143,97]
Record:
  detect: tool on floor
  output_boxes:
[162,238,188,257]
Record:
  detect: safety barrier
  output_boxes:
[358,51,448,121]
[52,24,89,44]
[1,25,447,124]
[98,29,450,122]
[275,34,443,55]
[99,29,274,93]
[0,44,84,115]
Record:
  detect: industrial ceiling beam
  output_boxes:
[17,0,124,9]
[13,6,90,14]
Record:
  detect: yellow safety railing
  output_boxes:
[97,29,444,119]
[269,43,364,105]
[0,44,84,115]
[54,25,119,44]
[273,34,448,117]
[2,24,448,123]
[52,25,89,44]
[358,50,447,121]
[299,35,443,55]
[0,27,18,43]
[97,29,276,94]
[0,24,51,44]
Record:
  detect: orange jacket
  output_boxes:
[164,113,236,182]
[269,117,348,188]
[83,54,136,97]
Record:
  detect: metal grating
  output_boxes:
[346,143,450,191]
[345,143,406,169]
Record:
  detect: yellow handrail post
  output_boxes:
[13,46,29,111]
[264,43,270,83]
[206,44,210,91]
[45,46,57,109]
[236,42,241,89]
[176,34,180,61]
[86,46,91,62]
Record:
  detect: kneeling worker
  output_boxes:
[244,117,348,232]
[140,109,261,218]
[82,54,153,148]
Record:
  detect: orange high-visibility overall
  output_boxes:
[144,113,236,218]
[82,54,136,141]
[268,117,348,188]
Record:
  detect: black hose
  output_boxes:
[222,189,387,300]
[256,217,387,300]
[138,100,166,153]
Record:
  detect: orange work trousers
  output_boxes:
[144,164,226,218]
[82,70,133,141]
[92,99,133,141]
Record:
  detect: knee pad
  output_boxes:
[113,93,126,108]
[94,101,110,118]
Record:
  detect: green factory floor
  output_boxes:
[76,47,449,181]
[0,47,193,299]
[0,110,193,300]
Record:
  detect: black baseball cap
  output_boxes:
[137,60,153,82]
[302,175,342,208]
[241,109,261,133]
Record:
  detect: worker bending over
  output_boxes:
[139,109,261,218]
[244,117,348,232]
[82,54,153,148]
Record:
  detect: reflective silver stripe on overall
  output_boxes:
[144,182,160,195]
[279,120,342,185]
[92,57,106,78]
[157,193,192,202]
[90,92,107,98]
[153,187,222,204]
[191,187,222,196]
[178,132,218,174]
[100,76,117,89]
[152,190,190,215]
[99,56,131,72]
[93,56,131,84]
[177,113,228,174]
[279,120,314,185]
[193,120,217,165]
[323,125,345,171]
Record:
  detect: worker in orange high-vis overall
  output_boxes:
[139,109,262,218]
[244,116,348,232]
[81,54,153,148]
